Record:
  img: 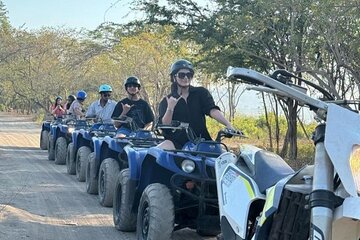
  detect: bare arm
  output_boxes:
[161,96,180,125]
[161,109,174,125]
[209,109,233,129]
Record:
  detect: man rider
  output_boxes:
[111,76,154,137]
[86,84,116,123]
[68,90,87,120]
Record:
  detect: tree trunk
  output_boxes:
[262,93,273,150]
[280,99,298,160]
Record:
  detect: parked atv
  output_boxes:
[87,116,162,207]
[66,120,116,182]
[47,117,65,160]
[40,114,54,150]
[48,118,90,165]
[112,121,242,240]
[215,67,360,240]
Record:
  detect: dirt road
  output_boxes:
[0,112,215,240]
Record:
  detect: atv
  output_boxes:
[40,113,54,150]
[87,116,162,207]
[46,117,65,161]
[48,118,90,165]
[66,119,116,182]
[112,121,242,240]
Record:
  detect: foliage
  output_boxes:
[207,114,315,169]
[130,0,360,160]
[207,113,314,142]
[0,0,358,164]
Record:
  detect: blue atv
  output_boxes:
[66,120,116,182]
[40,118,52,150]
[87,117,163,207]
[112,122,242,239]
[48,118,90,165]
[46,117,65,160]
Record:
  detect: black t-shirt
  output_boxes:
[111,98,154,130]
[158,86,220,148]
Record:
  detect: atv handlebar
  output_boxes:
[156,121,189,131]
[215,128,245,142]
[112,116,133,124]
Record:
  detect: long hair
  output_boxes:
[170,81,180,98]
[54,97,61,107]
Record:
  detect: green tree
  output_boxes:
[130,0,360,160]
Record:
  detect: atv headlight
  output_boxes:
[181,160,195,173]
[350,145,360,194]
[68,127,75,134]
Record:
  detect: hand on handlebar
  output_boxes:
[224,128,245,137]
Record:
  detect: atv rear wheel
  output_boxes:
[98,158,119,207]
[136,183,174,240]
[47,133,55,161]
[66,143,76,175]
[113,169,136,232]
[76,146,91,182]
[54,137,67,165]
[40,130,49,150]
[86,152,98,194]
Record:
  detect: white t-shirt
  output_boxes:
[86,99,116,123]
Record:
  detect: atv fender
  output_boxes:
[122,145,150,180]
[42,122,51,132]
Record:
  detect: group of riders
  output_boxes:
[49,59,234,148]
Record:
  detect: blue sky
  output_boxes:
[3,0,136,30]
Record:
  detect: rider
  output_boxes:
[68,90,87,120]
[111,76,154,137]
[86,84,116,123]
[50,96,66,119]
[157,59,234,150]
[64,95,76,113]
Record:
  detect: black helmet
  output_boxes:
[67,95,76,102]
[170,59,194,76]
[125,76,141,89]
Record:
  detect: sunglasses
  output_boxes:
[126,84,139,88]
[102,93,111,97]
[176,72,194,79]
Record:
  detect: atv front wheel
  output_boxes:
[54,137,67,165]
[98,158,119,207]
[113,168,136,232]
[40,130,49,150]
[136,183,174,240]
[66,143,76,175]
[76,146,91,182]
[86,152,98,194]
